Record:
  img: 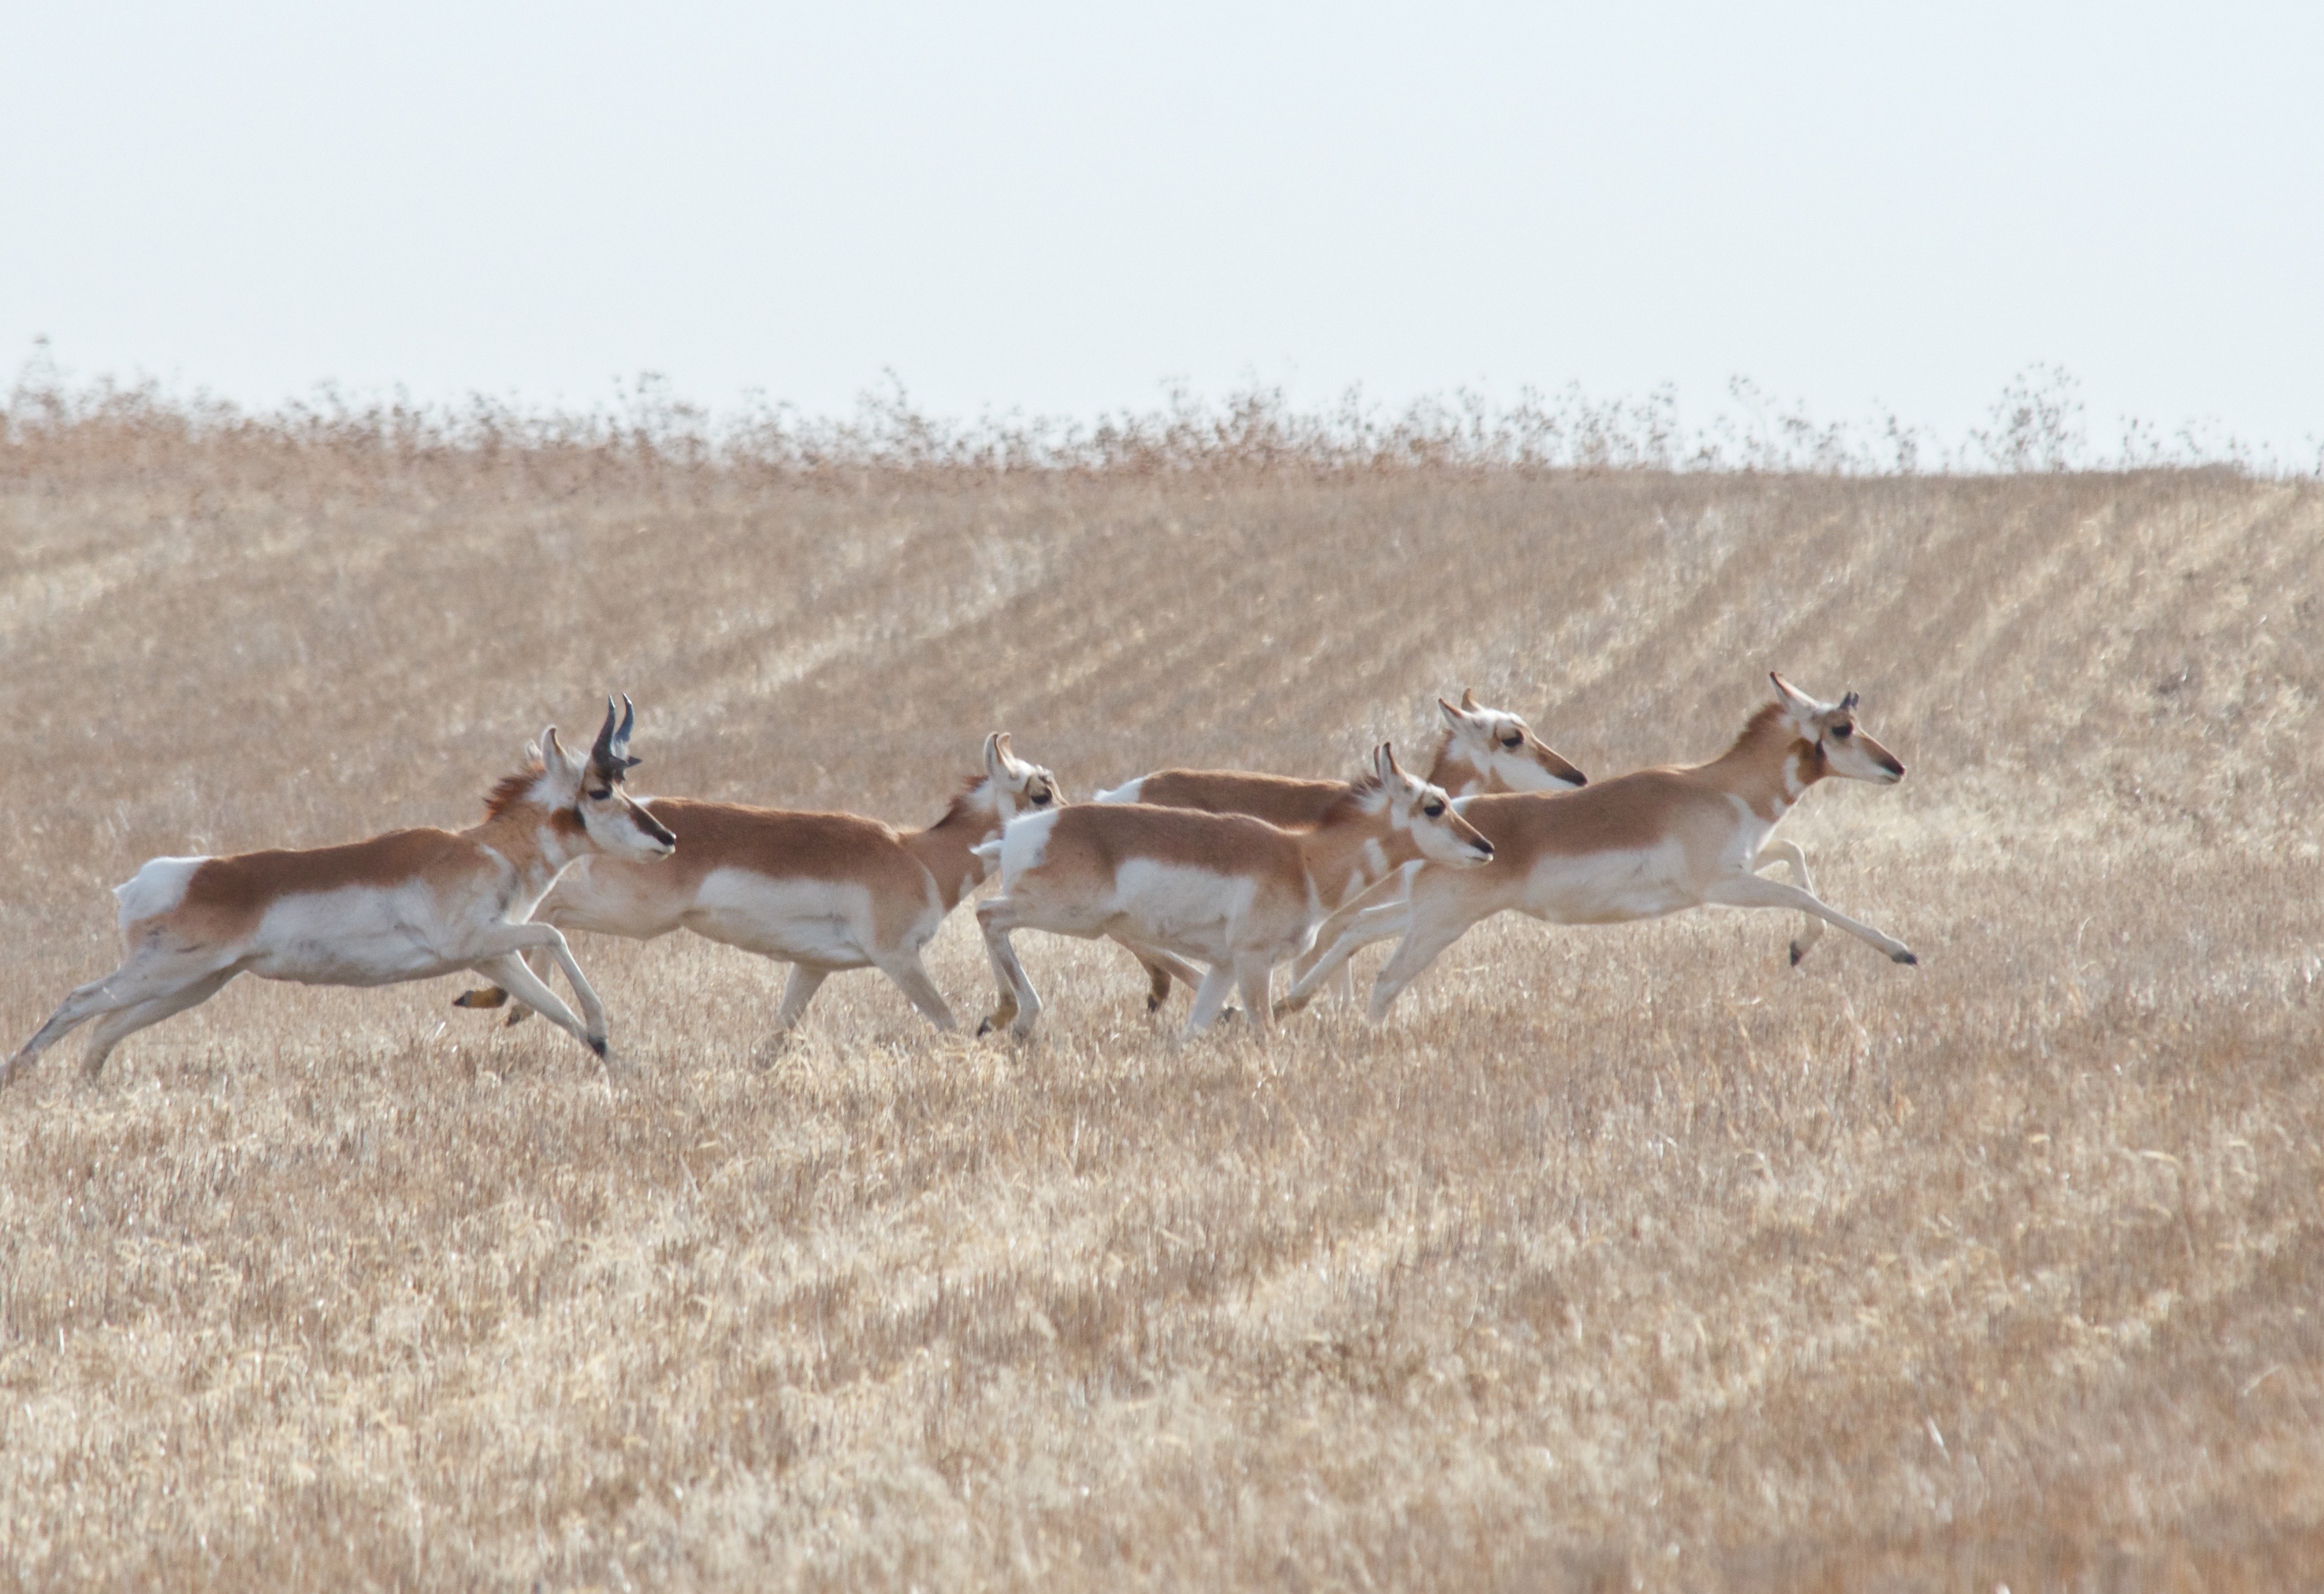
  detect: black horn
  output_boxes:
[611,694,641,769]
[1839,690,1860,712]
[590,697,622,776]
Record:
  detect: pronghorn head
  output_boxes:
[1768,673,1906,787]
[982,731,1063,823]
[1373,742,1495,865]
[539,697,678,859]
[1436,688,1588,792]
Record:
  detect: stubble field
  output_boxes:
[1,418,2320,1590]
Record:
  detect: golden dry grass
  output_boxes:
[2,422,2321,1590]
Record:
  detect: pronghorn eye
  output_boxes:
[1423,800,1445,818]
[1031,787,1052,805]
[1500,733,1523,748]
[1830,723,1854,740]
[589,787,612,800]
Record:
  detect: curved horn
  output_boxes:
[589,697,621,775]
[613,694,641,768]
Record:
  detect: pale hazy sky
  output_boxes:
[5,3,2319,455]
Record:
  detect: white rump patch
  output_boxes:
[113,856,209,927]
[1093,776,1145,805]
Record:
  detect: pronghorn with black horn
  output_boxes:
[452,733,1062,1042]
[1278,675,1916,1023]
[1093,690,1586,1008]
[3,698,676,1085]
[974,743,1494,1041]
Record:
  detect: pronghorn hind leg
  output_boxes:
[77,969,241,1080]
[6,956,230,1087]
[772,964,830,1040]
[1701,872,1916,965]
[872,955,956,1032]
[1752,840,1824,965]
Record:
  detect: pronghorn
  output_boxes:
[451,733,1061,1042]
[3,699,677,1085]
[1093,690,1587,1007]
[1279,675,1916,1023]
[974,744,1495,1041]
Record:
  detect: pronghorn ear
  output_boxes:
[1375,742,1405,783]
[1438,697,1469,729]
[1769,673,1815,716]
[1460,687,1480,712]
[538,727,580,794]
[983,732,1009,783]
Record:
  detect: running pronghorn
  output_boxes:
[974,744,1495,1041]
[451,733,1063,1042]
[1278,675,1916,1023]
[2,699,677,1085]
[1093,690,1587,1007]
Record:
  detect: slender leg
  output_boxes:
[871,954,957,1031]
[1699,872,1916,964]
[77,969,241,1079]
[1366,910,1482,1023]
[1752,839,1824,964]
[1114,937,1205,1014]
[469,951,600,1059]
[5,956,233,1086]
[975,897,1042,1040]
[451,947,555,1023]
[772,964,831,1037]
[1184,965,1238,1034]
[1233,954,1274,1036]
[1280,901,1411,1013]
[466,923,609,1047]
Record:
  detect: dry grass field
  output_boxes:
[1,413,2320,1590]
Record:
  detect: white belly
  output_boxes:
[1523,842,1699,924]
[1106,860,1266,964]
[245,887,466,985]
[686,869,882,969]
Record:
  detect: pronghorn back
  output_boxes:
[123,830,485,945]
[1095,770,1350,828]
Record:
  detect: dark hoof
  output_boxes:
[976,1018,994,1038]
[1789,943,1806,967]
[1146,994,1164,1013]
[589,1036,609,1059]
[1894,950,1919,966]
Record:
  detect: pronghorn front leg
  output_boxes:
[468,923,611,1054]
[468,951,602,1058]
[1700,872,1916,965]
[1183,964,1238,1034]
[1279,900,1410,1014]
[870,954,957,1032]
[1752,840,1825,965]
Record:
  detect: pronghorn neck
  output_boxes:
[470,792,591,904]
[1424,730,1495,797]
[1291,783,1416,900]
[903,774,1005,910]
[1702,703,1826,822]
